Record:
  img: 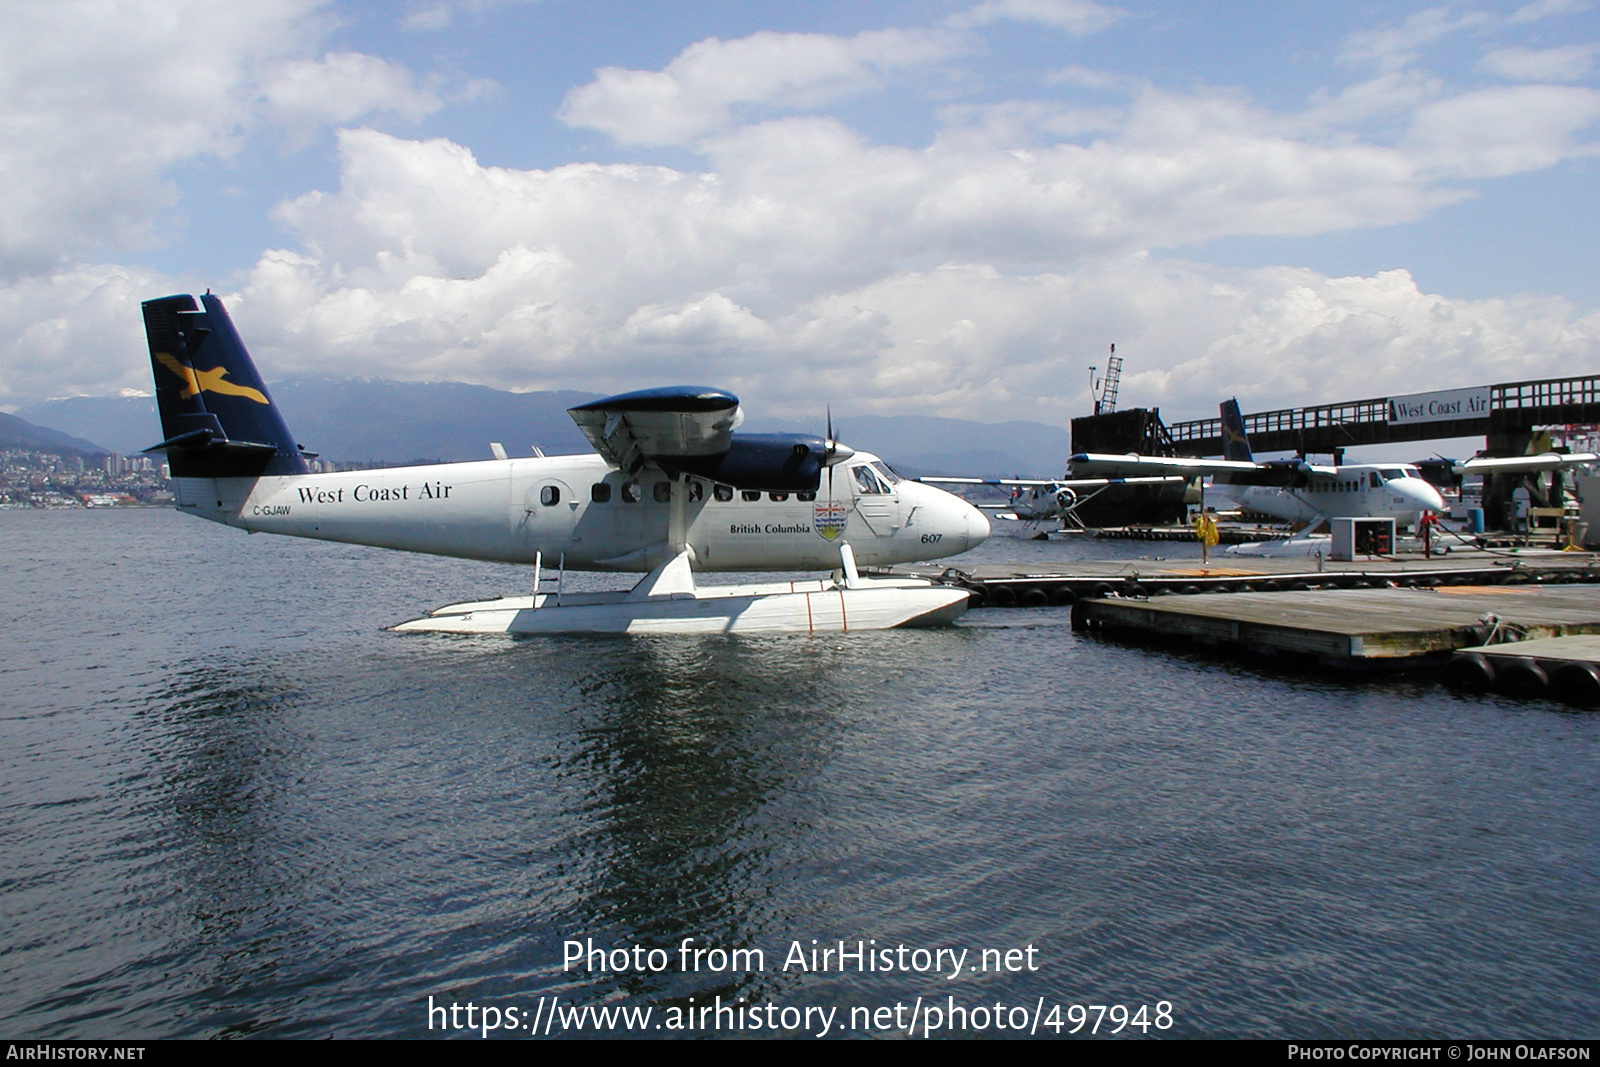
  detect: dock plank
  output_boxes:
[1461,634,1600,663]
[1079,585,1600,665]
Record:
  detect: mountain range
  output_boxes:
[0,410,110,456]
[14,379,1074,478]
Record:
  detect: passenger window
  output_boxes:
[687,480,704,502]
[653,482,672,503]
[769,492,789,502]
[714,484,734,502]
[797,490,816,502]
[591,483,611,503]
[622,482,642,503]
[540,485,561,506]
[742,490,761,502]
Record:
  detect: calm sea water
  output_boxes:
[2,508,1597,1039]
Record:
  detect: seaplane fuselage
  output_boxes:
[1230,464,1446,529]
[174,450,986,572]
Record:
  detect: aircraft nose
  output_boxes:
[907,481,988,554]
[963,498,990,551]
[935,489,988,553]
[1405,479,1446,512]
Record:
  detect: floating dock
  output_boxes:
[889,550,1600,704]
[1071,583,1600,705]
[1042,524,1292,544]
[1448,634,1600,706]
[895,550,1600,608]
[1071,584,1600,663]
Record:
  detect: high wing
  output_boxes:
[1066,453,1336,486]
[1066,454,1256,477]
[917,474,1191,521]
[567,386,849,492]
[919,475,1187,489]
[1454,452,1600,475]
[568,386,743,470]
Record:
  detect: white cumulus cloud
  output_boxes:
[261,52,449,146]
[1479,44,1598,82]
[0,0,454,279]
[1404,85,1600,178]
[559,27,967,146]
[947,0,1125,34]
[204,122,1600,423]
[3,2,1599,427]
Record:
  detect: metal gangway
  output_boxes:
[1166,374,1600,457]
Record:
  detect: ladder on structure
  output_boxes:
[1094,344,1123,415]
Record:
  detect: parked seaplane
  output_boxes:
[141,293,989,634]
[1068,399,1597,556]
[915,475,1187,525]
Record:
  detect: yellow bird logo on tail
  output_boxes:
[156,352,269,405]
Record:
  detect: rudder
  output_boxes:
[142,294,309,478]
[1219,398,1254,464]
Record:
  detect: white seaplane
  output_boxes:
[141,293,989,634]
[917,475,1187,525]
[1068,399,1596,556]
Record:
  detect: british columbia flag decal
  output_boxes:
[813,501,848,541]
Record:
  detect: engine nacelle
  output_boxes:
[662,434,827,492]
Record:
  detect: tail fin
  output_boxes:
[1219,398,1254,464]
[142,294,309,478]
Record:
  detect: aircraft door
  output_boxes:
[850,462,902,536]
[523,477,578,551]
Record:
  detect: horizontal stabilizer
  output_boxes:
[142,429,277,457]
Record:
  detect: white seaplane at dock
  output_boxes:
[1069,399,1596,557]
[141,293,989,635]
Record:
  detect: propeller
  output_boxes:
[820,406,855,501]
[826,406,835,502]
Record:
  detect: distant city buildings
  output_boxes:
[0,448,366,507]
[0,449,171,508]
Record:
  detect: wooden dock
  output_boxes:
[1449,634,1600,706]
[894,549,1600,608]
[1047,524,1292,544]
[890,548,1600,704]
[1071,584,1600,664]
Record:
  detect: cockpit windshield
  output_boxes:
[852,465,890,495]
[869,461,900,486]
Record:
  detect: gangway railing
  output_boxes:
[1492,374,1600,414]
[1164,373,1600,456]
[1169,397,1391,448]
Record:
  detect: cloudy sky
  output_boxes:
[3,0,1598,427]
